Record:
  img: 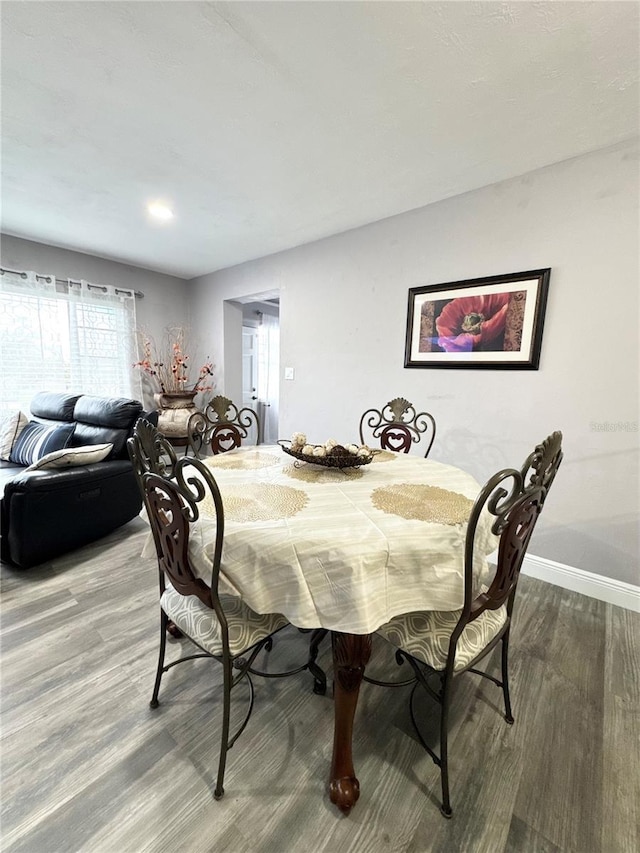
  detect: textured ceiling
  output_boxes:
[1,1,638,279]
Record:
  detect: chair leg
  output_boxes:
[439,673,453,818]
[150,609,168,709]
[166,620,184,639]
[307,628,328,695]
[214,657,233,800]
[501,630,514,725]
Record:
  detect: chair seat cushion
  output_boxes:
[160,584,289,657]
[377,604,507,672]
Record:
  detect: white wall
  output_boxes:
[189,139,640,586]
[0,235,190,407]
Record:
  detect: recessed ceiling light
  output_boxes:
[147,202,174,221]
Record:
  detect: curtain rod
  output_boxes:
[0,266,144,298]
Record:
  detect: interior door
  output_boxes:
[242,327,258,411]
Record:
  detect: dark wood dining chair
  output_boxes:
[127,419,327,799]
[359,396,436,457]
[372,431,563,817]
[186,394,260,457]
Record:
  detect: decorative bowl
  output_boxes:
[278,440,374,469]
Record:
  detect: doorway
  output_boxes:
[239,297,280,444]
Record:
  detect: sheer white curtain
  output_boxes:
[0,268,139,417]
[256,311,280,444]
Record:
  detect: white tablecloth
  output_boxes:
[144,445,497,634]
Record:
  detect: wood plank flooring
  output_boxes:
[1,518,638,853]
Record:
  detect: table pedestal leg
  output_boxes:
[329,631,372,814]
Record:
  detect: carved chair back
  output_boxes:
[143,473,213,608]
[144,454,225,598]
[188,395,261,456]
[359,397,436,457]
[128,417,179,492]
[451,432,563,659]
[128,419,225,602]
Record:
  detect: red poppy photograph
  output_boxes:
[405,269,550,370]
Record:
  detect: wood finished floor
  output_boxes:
[1,518,638,853]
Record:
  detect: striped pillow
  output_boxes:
[9,421,75,466]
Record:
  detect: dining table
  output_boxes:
[152,443,497,814]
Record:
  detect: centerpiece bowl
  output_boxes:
[278,440,374,469]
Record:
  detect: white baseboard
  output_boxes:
[522,554,640,613]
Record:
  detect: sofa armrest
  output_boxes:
[4,459,135,493]
[4,459,133,498]
[2,460,142,568]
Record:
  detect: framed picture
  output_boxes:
[404,268,550,370]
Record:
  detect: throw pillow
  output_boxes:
[9,421,75,467]
[25,442,114,472]
[0,411,28,461]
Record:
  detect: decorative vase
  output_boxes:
[154,391,199,442]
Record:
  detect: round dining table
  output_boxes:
[148,444,497,813]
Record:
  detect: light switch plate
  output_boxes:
[284,367,295,380]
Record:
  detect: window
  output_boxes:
[0,269,139,417]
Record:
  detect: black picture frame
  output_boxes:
[404,268,550,370]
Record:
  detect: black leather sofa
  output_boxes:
[0,392,147,569]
